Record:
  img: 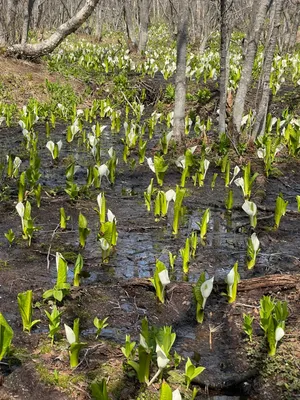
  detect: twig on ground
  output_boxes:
[47,224,60,270]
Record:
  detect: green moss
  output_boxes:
[35,362,85,390]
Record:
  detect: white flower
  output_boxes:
[165,189,176,203]
[99,238,110,251]
[98,164,109,178]
[13,157,22,170]
[107,209,116,223]
[234,177,245,196]
[16,202,24,218]
[158,269,170,287]
[108,147,114,158]
[156,344,169,369]
[57,140,62,151]
[97,193,104,210]
[201,276,214,308]
[242,200,257,217]
[257,148,266,159]
[230,165,240,184]
[147,157,155,173]
[275,326,285,343]
[64,324,76,344]
[172,389,182,400]
[226,267,235,286]
[175,155,185,169]
[250,233,260,252]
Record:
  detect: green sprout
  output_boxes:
[225,261,240,303]
[247,233,260,269]
[93,317,109,338]
[193,272,214,323]
[17,290,40,333]
[64,318,86,368]
[274,194,288,229]
[184,357,205,389]
[45,306,63,344]
[0,313,14,360]
[4,229,15,246]
[180,238,190,274]
[78,212,90,248]
[149,260,170,304]
[243,313,254,342]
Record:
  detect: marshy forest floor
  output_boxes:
[0,51,299,400]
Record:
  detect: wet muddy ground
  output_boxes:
[0,121,299,400]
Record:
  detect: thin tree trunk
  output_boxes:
[219,0,231,135]
[7,0,100,58]
[123,0,138,52]
[138,0,150,53]
[95,2,102,41]
[251,0,284,139]
[173,1,189,143]
[232,0,271,135]
[21,0,36,45]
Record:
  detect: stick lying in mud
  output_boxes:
[47,224,60,270]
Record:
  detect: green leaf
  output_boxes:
[90,378,109,400]
[17,290,33,332]
[0,313,14,360]
[160,380,172,400]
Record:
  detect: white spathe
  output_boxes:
[230,165,240,184]
[275,326,285,343]
[147,157,155,173]
[250,233,260,252]
[242,200,257,216]
[158,269,170,287]
[16,202,25,218]
[165,189,176,203]
[201,277,214,309]
[98,164,109,178]
[226,266,235,286]
[172,389,182,400]
[99,238,110,251]
[64,324,76,344]
[156,344,169,369]
[107,209,116,223]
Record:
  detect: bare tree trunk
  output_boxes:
[251,0,284,139]
[232,0,271,136]
[7,0,100,58]
[173,0,189,143]
[123,0,138,52]
[138,0,150,53]
[219,0,231,135]
[95,1,102,41]
[6,0,19,44]
[21,0,36,45]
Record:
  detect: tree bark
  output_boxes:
[6,0,19,44]
[232,0,271,135]
[123,0,138,52]
[138,0,150,53]
[21,0,36,45]
[7,0,100,58]
[95,1,103,41]
[173,0,189,143]
[219,0,231,136]
[251,0,284,139]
